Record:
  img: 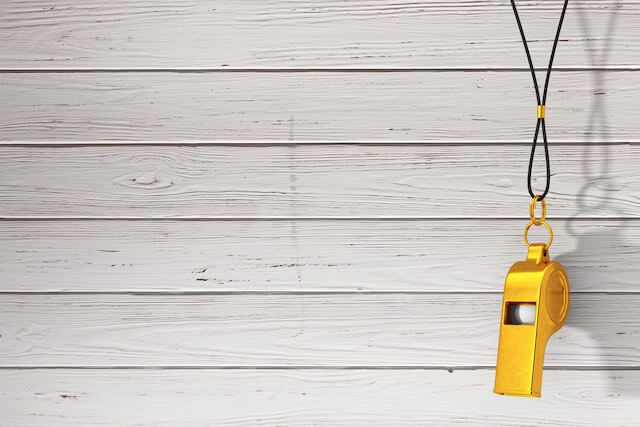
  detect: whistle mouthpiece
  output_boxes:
[494,244,569,398]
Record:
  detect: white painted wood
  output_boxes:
[1,219,636,292]
[2,0,637,422]
[0,71,636,141]
[1,369,639,426]
[0,145,637,218]
[0,294,637,367]
[0,1,634,69]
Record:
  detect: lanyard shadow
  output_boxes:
[554,2,639,396]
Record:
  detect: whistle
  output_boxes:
[494,243,569,398]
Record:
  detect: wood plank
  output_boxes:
[0,71,637,141]
[1,219,637,292]
[1,369,638,425]
[0,1,636,69]
[0,145,638,218]
[0,293,638,367]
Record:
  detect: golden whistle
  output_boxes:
[494,243,570,398]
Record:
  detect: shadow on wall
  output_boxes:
[553,1,639,398]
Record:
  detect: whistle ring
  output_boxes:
[529,195,547,226]
[524,220,553,249]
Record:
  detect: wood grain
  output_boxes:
[1,219,637,292]
[2,1,637,422]
[0,0,635,69]
[0,145,637,218]
[0,71,637,141]
[1,293,638,367]
[1,369,639,425]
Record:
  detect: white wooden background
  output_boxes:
[1,0,639,425]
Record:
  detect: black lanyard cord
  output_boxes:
[510,0,570,200]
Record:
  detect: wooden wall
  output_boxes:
[1,0,639,424]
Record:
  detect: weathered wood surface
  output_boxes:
[2,0,637,421]
[1,219,636,292]
[0,145,637,218]
[0,0,634,69]
[0,72,636,141]
[1,293,638,367]
[1,369,639,426]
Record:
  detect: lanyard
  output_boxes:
[510,0,570,200]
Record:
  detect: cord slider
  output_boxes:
[537,105,546,119]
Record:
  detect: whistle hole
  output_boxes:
[505,302,536,325]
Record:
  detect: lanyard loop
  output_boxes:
[510,0,570,200]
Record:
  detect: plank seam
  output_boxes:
[1,141,637,147]
[2,67,640,73]
[0,366,638,371]
[0,291,636,296]
[0,216,638,221]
